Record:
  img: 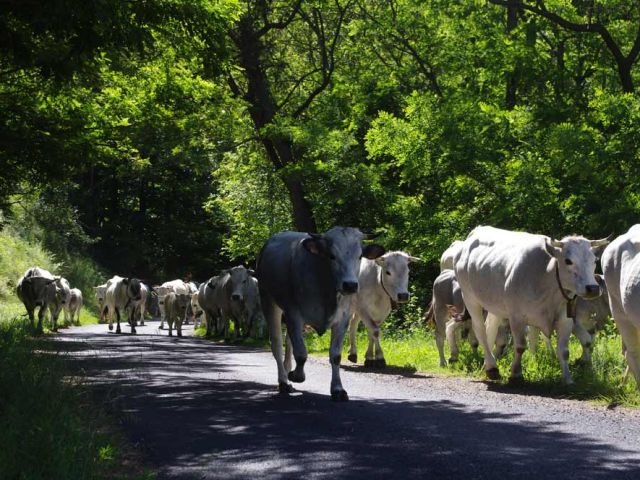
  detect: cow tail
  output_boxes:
[423,301,434,325]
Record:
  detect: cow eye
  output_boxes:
[565,259,573,266]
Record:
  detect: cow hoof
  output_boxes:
[348,353,358,363]
[108,324,113,331]
[278,382,295,394]
[486,367,501,381]
[140,322,145,326]
[448,357,458,364]
[288,369,306,383]
[168,332,173,337]
[177,332,182,337]
[331,390,349,402]
[364,359,376,368]
[131,329,136,335]
[375,359,387,369]
[508,375,524,386]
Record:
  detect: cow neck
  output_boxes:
[378,266,397,308]
[554,259,576,302]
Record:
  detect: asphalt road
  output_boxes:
[53,320,640,479]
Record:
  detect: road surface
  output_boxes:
[53,321,640,479]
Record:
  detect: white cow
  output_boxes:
[94,284,108,323]
[157,279,190,329]
[66,288,83,325]
[455,226,608,384]
[440,240,463,271]
[602,225,640,389]
[191,291,204,328]
[104,275,143,334]
[348,252,420,368]
[131,282,149,326]
[164,291,191,337]
[184,281,199,325]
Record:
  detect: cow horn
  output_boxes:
[590,233,614,247]
[362,232,381,240]
[308,232,324,239]
[408,256,423,263]
[550,238,564,248]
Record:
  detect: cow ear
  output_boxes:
[247,269,257,277]
[544,239,562,258]
[362,244,386,260]
[302,237,328,257]
[123,278,129,285]
[591,243,608,260]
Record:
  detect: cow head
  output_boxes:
[545,235,611,299]
[227,266,253,301]
[375,251,421,304]
[302,227,386,295]
[123,278,142,301]
[53,277,71,305]
[174,293,191,317]
[446,304,468,322]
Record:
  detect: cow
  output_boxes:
[183,281,199,325]
[256,227,385,401]
[16,267,57,334]
[104,275,143,334]
[164,291,191,337]
[347,251,420,368]
[198,276,221,336]
[48,276,71,332]
[528,274,611,364]
[157,280,190,329]
[191,291,204,328]
[130,282,149,327]
[66,288,83,325]
[455,226,609,384]
[602,225,640,389]
[440,240,463,271]
[94,284,108,323]
[210,266,265,341]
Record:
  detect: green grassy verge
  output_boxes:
[305,321,640,408]
[0,318,154,479]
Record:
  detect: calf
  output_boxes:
[66,288,83,325]
[198,277,220,336]
[157,280,190,329]
[94,284,108,323]
[48,276,71,331]
[348,251,419,368]
[164,291,191,337]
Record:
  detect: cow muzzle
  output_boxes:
[231,294,243,301]
[340,281,359,294]
[583,284,601,299]
[397,292,409,303]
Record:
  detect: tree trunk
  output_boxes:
[505,0,519,109]
[233,17,318,232]
[618,62,634,93]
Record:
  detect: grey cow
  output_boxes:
[213,266,264,341]
[16,267,58,333]
[256,227,385,401]
[104,275,143,334]
[66,288,83,325]
[198,276,221,336]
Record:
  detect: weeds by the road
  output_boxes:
[0,318,154,479]
[305,321,640,408]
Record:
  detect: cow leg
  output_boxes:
[284,313,308,383]
[115,308,122,334]
[348,314,359,363]
[168,314,173,337]
[27,308,35,332]
[556,314,574,385]
[468,302,499,379]
[359,315,377,368]
[446,319,460,363]
[284,331,293,374]
[433,304,448,367]
[494,320,509,358]
[485,313,502,356]
[50,306,58,332]
[508,318,527,383]
[329,314,350,401]
[467,321,479,352]
[373,322,386,367]
[614,313,640,389]
[139,306,145,326]
[573,320,593,364]
[37,306,45,334]
[176,316,183,337]
[129,309,136,334]
[527,326,540,353]
[264,299,290,393]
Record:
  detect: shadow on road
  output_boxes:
[51,332,640,480]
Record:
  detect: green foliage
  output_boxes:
[0,319,120,479]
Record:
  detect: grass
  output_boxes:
[0,317,154,479]
[305,318,640,408]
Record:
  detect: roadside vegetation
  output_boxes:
[306,308,640,408]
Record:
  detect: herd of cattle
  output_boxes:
[14,224,640,401]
